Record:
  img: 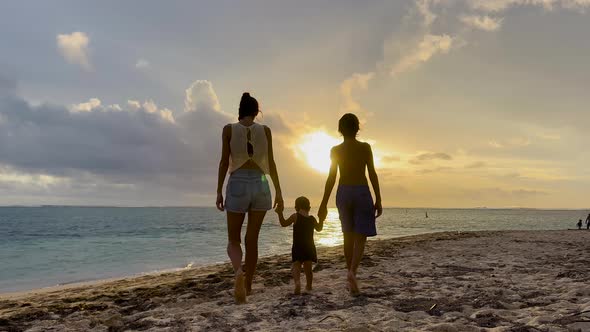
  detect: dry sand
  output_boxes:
[1,230,589,332]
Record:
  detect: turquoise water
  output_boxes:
[0,207,586,293]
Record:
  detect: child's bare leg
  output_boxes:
[343,232,354,270]
[303,261,313,292]
[347,233,366,296]
[292,262,302,295]
[350,233,367,276]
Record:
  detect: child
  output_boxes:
[318,113,382,296]
[276,196,323,294]
[578,219,583,230]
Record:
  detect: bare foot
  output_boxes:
[347,271,360,297]
[234,270,246,304]
[294,282,301,295]
[305,285,312,293]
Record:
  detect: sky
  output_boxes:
[1,0,589,208]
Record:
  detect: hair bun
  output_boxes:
[242,92,250,98]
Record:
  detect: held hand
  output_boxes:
[318,204,328,222]
[216,193,224,211]
[274,192,284,214]
[374,200,383,219]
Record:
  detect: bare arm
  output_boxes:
[318,147,338,222]
[313,216,323,232]
[277,212,296,227]
[265,126,284,213]
[216,125,231,211]
[366,144,383,218]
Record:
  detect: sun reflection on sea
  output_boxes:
[315,208,343,247]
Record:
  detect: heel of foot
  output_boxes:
[347,272,360,296]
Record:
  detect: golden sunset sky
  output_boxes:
[0,1,589,208]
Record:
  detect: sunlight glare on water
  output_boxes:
[315,208,343,246]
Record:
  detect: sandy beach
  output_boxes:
[1,230,589,332]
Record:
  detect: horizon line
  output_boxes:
[0,205,588,211]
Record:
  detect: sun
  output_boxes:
[295,131,341,173]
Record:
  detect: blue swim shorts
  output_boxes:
[336,185,377,237]
[225,169,272,213]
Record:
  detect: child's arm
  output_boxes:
[313,216,323,232]
[277,211,296,227]
[366,144,383,218]
[318,148,338,222]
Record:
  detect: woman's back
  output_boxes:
[333,139,370,186]
[228,122,269,174]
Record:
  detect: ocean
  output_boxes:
[0,207,586,293]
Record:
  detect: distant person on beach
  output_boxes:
[577,219,583,230]
[276,196,323,294]
[216,92,284,304]
[586,214,590,230]
[318,113,383,296]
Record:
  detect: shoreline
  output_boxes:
[0,230,456,299]
[2,230,589,331]
[0,230,439,298]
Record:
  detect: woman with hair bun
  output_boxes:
[216,92,284,304]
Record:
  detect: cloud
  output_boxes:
[0,79,272,205]
[489,140,504,148]
[489,137,531,149]
[56,32,91,70]
[416,0,439,27]
[70,98,101,112]
[460,15,503,31]
[382,155,402,163]
[468,0,590,12]
[417,166,453,174]
[0,75,17,97]
[135,58,150,69]
[410,152,453,164]
[185,80,221,113]
[391,34,454,76]
[465,161,487,168]
[339,72,375,116]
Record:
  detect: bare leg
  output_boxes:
[244,210,266,295]
[350,233,367,276]
[303,261,313,292]
[227,212,246,303]
[348,233,367,296]
[292,262,302,295]
[343,232,354,270]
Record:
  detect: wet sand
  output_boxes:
[1,230,589,331]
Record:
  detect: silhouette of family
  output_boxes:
[216,92,382,303]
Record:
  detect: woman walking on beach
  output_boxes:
[216,92,284,303]
[318,113,382,296]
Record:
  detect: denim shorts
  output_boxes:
[225,169,272,213]
[336,185,377,237]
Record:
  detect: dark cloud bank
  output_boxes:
[0,79,290,205]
